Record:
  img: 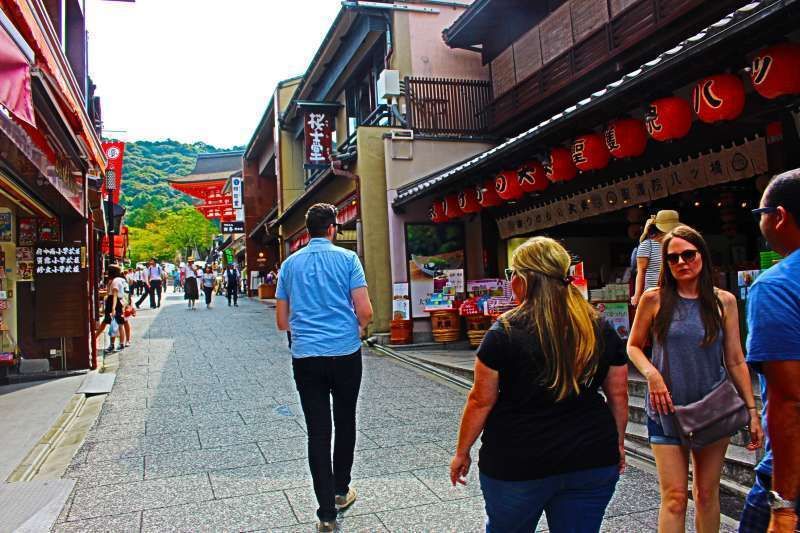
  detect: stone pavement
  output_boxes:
[50,291,735,532]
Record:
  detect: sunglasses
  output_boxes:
[666,249,699,265]
[751,206,778,222]
[504,268,515,281]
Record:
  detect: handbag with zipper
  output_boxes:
[661,342,749,449]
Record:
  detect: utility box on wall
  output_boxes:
[378,70,401,100]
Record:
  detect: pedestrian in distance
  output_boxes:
[225,263,240,307]
[628,225,763,533]
[450,236,629,533]
[631,210,682,306]
[739,169,800,533]
[95,264,127,354]
[201,265,216,309]
[183,258,199,310]
[172,267,182,293]
[275,203,373,533]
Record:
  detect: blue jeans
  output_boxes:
[739,471,800,532]
[480,465,619,533]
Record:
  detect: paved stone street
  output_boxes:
[50,291,733,532]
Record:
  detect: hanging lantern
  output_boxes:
[494,170,524,201]
[517,160,549,193]
[458,186,482,214]
[692,74,745,123]
[605,118,647,159]
[443,193,463,218]
[750,43,800,99]
[572,133,610,172]
[645,96,692,142]
[544,147,577,182]
[429,200,448,223]
[478,178,503,208]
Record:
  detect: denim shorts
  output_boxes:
[647,416,682,446]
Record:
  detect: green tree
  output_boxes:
[127,207,217,264]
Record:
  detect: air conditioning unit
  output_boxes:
[378,70,401,100]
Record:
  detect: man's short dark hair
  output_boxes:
[306,203,337,237]
[764,169,800,222]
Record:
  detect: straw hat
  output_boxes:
[639,210,681,242]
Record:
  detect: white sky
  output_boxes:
[86,0,342,148]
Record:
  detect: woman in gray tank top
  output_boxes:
[628,225,763,533]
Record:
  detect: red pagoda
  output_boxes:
[168,151,244,222]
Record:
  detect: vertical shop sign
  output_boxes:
[392,283,411,320]
[231,176,243,210]
[101,142,125,203]
[300,103,339,169]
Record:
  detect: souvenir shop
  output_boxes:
[389,1,800,346]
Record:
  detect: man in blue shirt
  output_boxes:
[276,203,373,532]
[741,170,800,533]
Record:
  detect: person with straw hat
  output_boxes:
[183,257,200,310]
[632,210,682,306]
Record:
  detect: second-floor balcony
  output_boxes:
[404,77,493,137]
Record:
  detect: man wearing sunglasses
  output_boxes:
[275,203,373,532]
[740,169,800,533]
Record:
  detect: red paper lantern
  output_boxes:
[458,187,482,214]
[692,74,745,123]
[646,96,692,142]
[444,193,463,218]
[750,43,800,99]
[544,147,577,182]
[605,118,647,159]
[572,133,610,172]
[429,200,448,223]
[517,160,549,193]
[478,179,503,208]
[495,170,524,201]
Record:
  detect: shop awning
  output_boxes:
[248,206,278,239]
[0,11,35,126]
[392,0,790,209]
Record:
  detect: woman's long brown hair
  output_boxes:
[653,225,723,347]
[504,237,600,401]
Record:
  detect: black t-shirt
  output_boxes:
[476,317,627,481]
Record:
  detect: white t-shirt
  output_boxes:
[109,277,126,302]
[184,266,197,278]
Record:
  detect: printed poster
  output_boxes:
[392,283,411,321]
[598,302,630,339]
[406,223,465,318]
[0,213,11,242]
[18,217,36,246]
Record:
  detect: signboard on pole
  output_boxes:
[221,221,244,233]
[231,176,243,209]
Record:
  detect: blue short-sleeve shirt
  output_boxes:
[276,238,367,358]
[746,248,800,482]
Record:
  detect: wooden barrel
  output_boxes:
[390,319,413,345]
[430,309,461,343]
[465,315,491,348]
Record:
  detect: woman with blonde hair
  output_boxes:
[450,236,629,532]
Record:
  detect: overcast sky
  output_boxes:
[86,0,341,148]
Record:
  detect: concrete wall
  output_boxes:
[407,9,489,80]
[354,127,393,333]
[275,79,303,219]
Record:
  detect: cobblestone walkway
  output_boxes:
[50,291,731,532]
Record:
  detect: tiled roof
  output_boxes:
[393,0,780,208]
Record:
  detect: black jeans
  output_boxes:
[226,285,238,305]
[149,279,162,308]
[203,285,213,306]
[135,283,150,307]
[292,350,362,522]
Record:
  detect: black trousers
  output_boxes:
[149,279,162,308]
[292,350,362,522]
[135,283,150,307]
[203,286,213,305]
[226,284,238,305]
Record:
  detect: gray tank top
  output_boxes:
[647,296,726,437]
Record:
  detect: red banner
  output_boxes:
[303,108,335,168]
[0,25,34,126]
[101,141,125,203]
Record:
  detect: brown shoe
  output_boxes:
[335,488,357,511]
[317,520,336,532]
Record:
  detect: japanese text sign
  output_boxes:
[101,141,125,203]
[231,176,243,209]
[34,244,82,276]
[301,105,336,168]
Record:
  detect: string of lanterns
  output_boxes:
[428,41,800,223]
